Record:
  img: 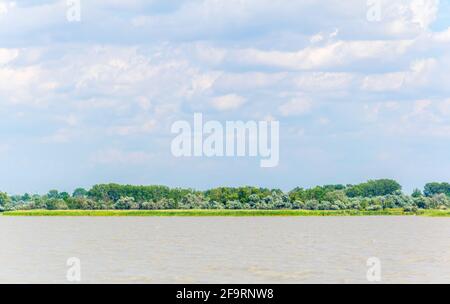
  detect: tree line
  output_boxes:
[1,179,450,212]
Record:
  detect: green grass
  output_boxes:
[418,209,450,217]
[2,208,445,217]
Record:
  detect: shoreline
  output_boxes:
[2,209,450,217]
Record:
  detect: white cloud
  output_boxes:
[0,0,449,192]
[0,143,10,155]
[212,72,286,92]
[279,98,313,116]
[136,96,152,111]
[410,0,439,29]
[381,0,440,36]
[230,40,413,70]
[294,72,354,91]
[363,101,400,122]
[310,33,324,44]
[433,27,450,42]
[110,120,157,136]
[362,58,438,92]
[0,1,15,16]
[437,99,450,115]
[56,114,79,127]
[210,94,246,111]
[41,128,74,144]
[91,148,153,165]
[0,48,18,65]
[0,66,46,104]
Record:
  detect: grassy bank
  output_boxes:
[3,209,450,217]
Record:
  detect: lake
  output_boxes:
[1,216,449,283]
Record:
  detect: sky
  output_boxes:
[1,0,450,194]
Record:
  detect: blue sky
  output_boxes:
[1,0,450,194]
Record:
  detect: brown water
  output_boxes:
[1,216,450,283]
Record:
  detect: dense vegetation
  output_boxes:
[5,209,441,217]
[1,180,450,212]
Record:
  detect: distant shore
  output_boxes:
[2,209,450,217]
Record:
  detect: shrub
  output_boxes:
[66,197,108,210]
[180,193,209,209]
[207,201,224,209]
[413,196,431,209]
[114,197,138,210]
[291,200,305,210]
[317,201,332,210]
[45,199,69,210]
[225,200,243,210]
[366,204,383,211]
[430,194,450,208]
[140,201,159,210]
[403,205,418,212]
[305,200,319,210]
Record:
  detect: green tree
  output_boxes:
[412,188,422,198]
[0,192,9,208]
[424,182,450,197]
[21,193,31,201]
[346,179,401,197]
[47,190,60,199]
[72,188,88,198]
[45,199,68,210]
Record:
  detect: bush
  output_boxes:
[403,205,418,212]
[180,194,209,209]
[225,200,243,210]
[207,201,224,209]
[140,201,159,210]
[7,181,450,211]
[430,194,450,209]
[317,201,332,210]
[291,200,305,210]
[366,204,383,211]
[346,198,362,210]
[45,199,69,210]
[305,200,319,210]
[66,197,110,210]
[140,198,176,210]
[114,197,138,210]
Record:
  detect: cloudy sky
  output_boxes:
[1,0,450,194]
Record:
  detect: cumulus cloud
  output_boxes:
[224,40,414,71]
[210,94,246,111]
[410,0,439,29]
[91,148,153,165]
[279,98,313,117]
[109,120,157,136]
[361,57,445,92]
[41,128,75,144]
[433,27,450,42]
[0,48,18,65]
[1,0,450,192]
[0,1,15,16]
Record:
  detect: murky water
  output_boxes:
[1,216,450,283]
